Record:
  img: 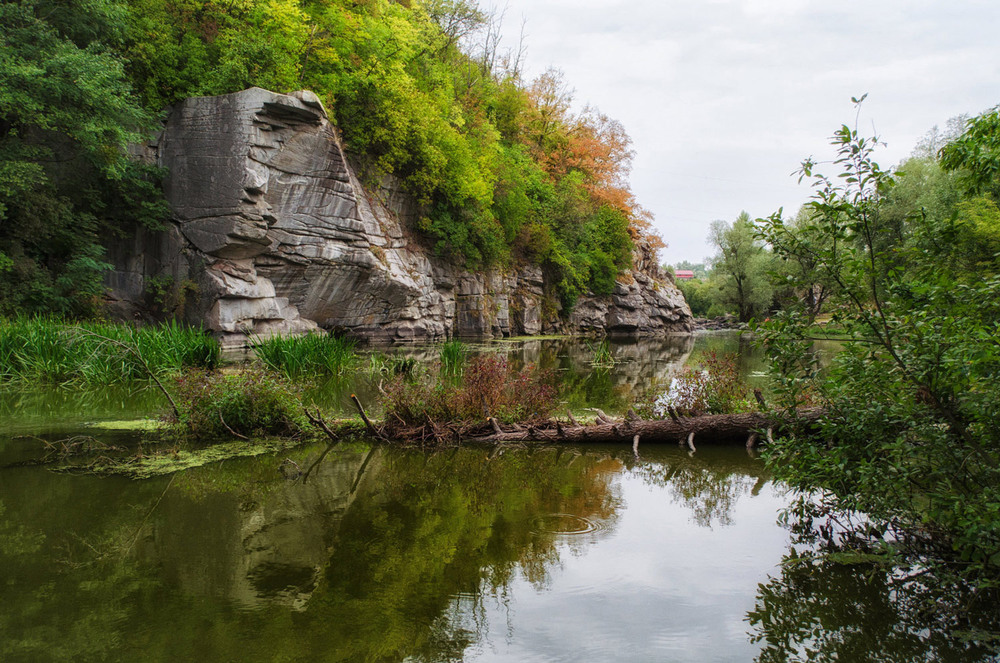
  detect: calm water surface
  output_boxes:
[1,334,993,662]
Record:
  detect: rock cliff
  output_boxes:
[107,88,692,343]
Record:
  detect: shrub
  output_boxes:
[383,354,557,427]
[171,368,309,440]
[651,352,751,416]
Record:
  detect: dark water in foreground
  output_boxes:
[1,334,995,662]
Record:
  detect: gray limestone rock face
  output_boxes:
[107,87,693,340]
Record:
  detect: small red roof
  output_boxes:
[674,270,695,279]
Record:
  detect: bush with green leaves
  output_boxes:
[650,352,752,417]
[171,368,309,440]
[756,102,1000,583]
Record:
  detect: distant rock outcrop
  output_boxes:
[107,88,692,344]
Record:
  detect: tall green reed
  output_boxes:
[0,317,220,385]
[250,332,360,378]
[439,339,466,376]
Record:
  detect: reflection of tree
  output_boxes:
[747,496,1000,662]
[0,496,163,663]
[748,553,1000,662]
[296,447,623,660]
[0,445,625,662]
[630,447,769,527]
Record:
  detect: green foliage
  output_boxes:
[676,276,726,318]
[708,212,775,322]
[0,0,653,318]
[0,317,219,384]
[650,352,752,416]
[143,275,199,320]
[0,0,168,316]
[116,0,647,312]
[939,105,1000,198]
[757,106,1000,586]
[587,338,617,369]
[439,339,466,375]
[172,368,309,440]
[250,332,360,378]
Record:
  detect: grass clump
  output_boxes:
[587,338,617,369]
[171,368,310,440]
[250,332,359,377]
[383,353,557,427]
[0,317,219,384]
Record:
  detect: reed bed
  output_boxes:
[250,332,361,377]
[0,317,220,385]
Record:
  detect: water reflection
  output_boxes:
[3,331,998,661]
[748,552,1000,662]
[2,438,998,661]
[630,446,770,527]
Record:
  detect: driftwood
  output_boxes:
[310,397,824,448]
[452,408,825,446]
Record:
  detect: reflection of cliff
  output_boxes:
[142,446,378,610]
[301,446,625,659]
[134,443,623,631]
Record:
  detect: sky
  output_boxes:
[489,0,1000,264]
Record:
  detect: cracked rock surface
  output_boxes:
[107,88,693,343]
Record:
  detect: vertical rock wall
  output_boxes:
[107,88,692,343]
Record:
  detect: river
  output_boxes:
[0,333,994,662]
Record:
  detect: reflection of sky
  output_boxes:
[458,473,791,662]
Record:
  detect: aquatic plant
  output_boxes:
[250,332,359,377]
[171,368,310,440]
[439,339,466,375]
[587,338,617,369]
[0,317,219,384]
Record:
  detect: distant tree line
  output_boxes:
[670,111,999,324]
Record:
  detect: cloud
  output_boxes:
[494,0,1000,262]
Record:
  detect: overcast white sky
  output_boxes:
[490,0,1000,264]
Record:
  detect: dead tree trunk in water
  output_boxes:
[458,409,825,446]
[382,409,824,446]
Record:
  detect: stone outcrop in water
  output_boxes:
[107,88,692,343]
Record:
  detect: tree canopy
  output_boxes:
[0,0,664,316]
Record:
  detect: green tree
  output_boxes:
[708,212,774,322]
[939,105,1000,199]
[757,104,1000,588]
[0,0,166,315]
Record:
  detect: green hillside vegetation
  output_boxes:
[0,0,661,317]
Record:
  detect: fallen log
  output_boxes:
[460,408,825,446]
[306,401,825,448]
[306,394,825,446]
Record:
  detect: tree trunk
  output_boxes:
[460,408,825,446]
